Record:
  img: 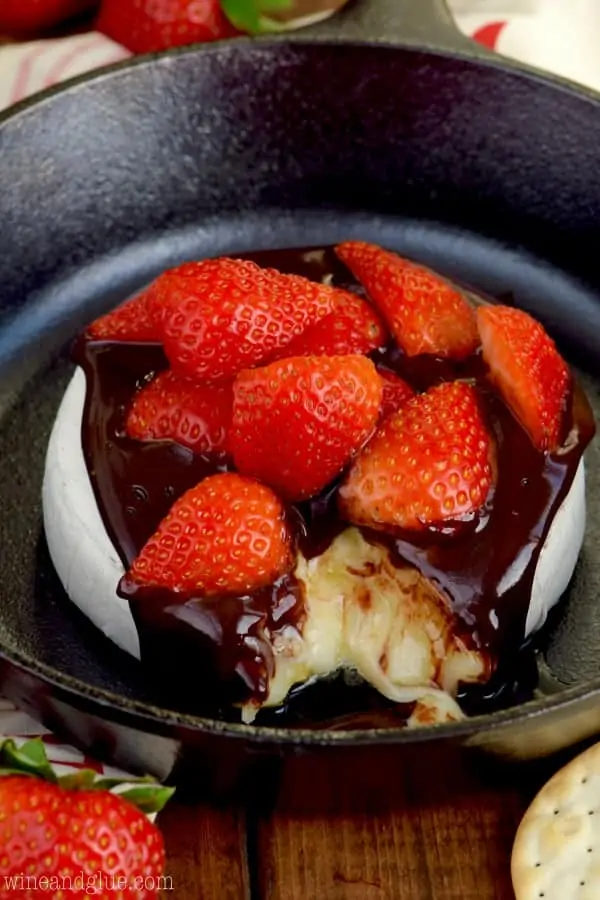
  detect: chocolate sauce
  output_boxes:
[120,574,305,711]
[74,246,595,726]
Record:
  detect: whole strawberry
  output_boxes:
[127,472,294,595]
[154,258,337,383]
[0,777,165,900]
[336,241,479,359]
[0,737,173,900]
[0,0,96,35]
[340,381,493,531]
[230,355,383,501]
[477,305,570,451]
[97,0,240,53]
[126,369,233,454]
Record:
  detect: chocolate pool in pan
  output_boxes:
[1,0,600,789]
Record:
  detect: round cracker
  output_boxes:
[512,742,600,899]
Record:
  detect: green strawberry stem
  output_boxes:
[118,785,176,815]
[221,0,294,34]
[1,738,58,782]
[0,738,174,815]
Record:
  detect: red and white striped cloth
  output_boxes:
[0,31,130,109]
[453,0,600,90]
[0,699,153,796]
[1,0,600,113]
[0,0,599,769]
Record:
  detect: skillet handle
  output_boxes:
[297,0,484,54]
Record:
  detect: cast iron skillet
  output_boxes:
[1,0,600,790]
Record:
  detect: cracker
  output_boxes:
[512,743,600,899]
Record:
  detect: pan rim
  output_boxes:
[2,34,600,747]
[1,33,599,139]
[1,626,598,746]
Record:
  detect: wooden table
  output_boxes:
[156,741,571,899]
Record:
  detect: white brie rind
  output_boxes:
[42,368,586,725]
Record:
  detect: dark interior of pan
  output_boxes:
[2,0,600,778]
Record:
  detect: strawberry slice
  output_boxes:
[87,289,162,343]
[270,291,388,359]
[477,305,571,451]
[128,473,294,596]
[378,369,415,419]
[339,381,493,531]
[126,369,233,455]
[336,241,479,359]
[230,355,383,502]
[154,258,337,383]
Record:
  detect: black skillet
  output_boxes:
[2,0,600,792]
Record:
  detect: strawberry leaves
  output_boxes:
[0,738,58,782]
[117,785,176,815]
[0,738,174,816]
[221,0,294,33]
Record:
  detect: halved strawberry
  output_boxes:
[154,258,337,383]
[230,355,383,502]
[336,241,479,359]
[339,381,493,531]
[126,369,233,455]
[87,289,162,343]
[477,305,571,451]
[128,473,293,596]
[270,290,388,359]
[378,368,415,419]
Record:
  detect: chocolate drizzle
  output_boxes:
[74,246,595,724]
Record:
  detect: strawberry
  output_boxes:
[0,0,95,35]
[230,355,383,502]
[155,258,337,383]
[270,290,388,359]
[87,289,162,343]
[128,472,293,595]
[378,368,414,419]
[96,0,240,53]
[126,369,232,454]
[477,305,571,451]
[0,776,166,900]
[336,241,479,359]
[339,381,493,531]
